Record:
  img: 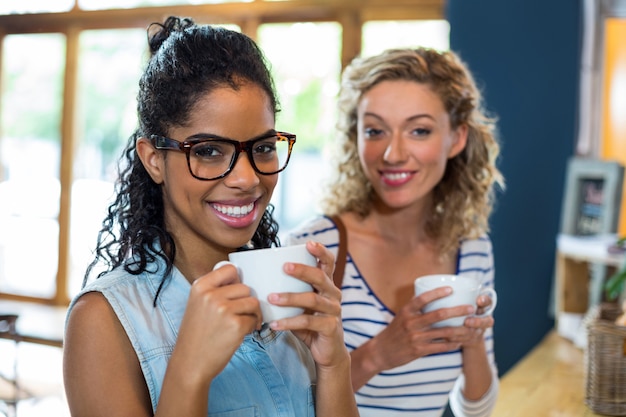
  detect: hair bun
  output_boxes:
[146,16,195,55]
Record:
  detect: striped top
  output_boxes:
[285,216,499,417]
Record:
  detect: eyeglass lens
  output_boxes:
[189,135,290,180]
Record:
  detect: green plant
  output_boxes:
[605,236,626,301]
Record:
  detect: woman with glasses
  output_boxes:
[287,48,504,417]
[63,16,357,417]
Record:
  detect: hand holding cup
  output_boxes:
[414,274,497,328]
[220,244,315,323]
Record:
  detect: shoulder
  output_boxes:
[283,215,339,246]
[64,292,153,416]
[65,287,126,348]
[74,257,169,309]
[68,267,139,316]
[459,234,493,255]
[457,235,493,269]
[457,234,495,283]
[81,266,133,292]
[67,290,116,329]
[64,291,130,382]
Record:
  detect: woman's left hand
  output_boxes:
[267,240,347,368]
[453,294,495,348]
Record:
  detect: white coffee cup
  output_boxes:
[414,274,497,328]
[224,244,316,323]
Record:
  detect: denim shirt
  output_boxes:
[67,256,317,416]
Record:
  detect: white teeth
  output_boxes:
[383,172,411,181]
[212,202,254,217]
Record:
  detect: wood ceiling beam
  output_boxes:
[0,0,444,34]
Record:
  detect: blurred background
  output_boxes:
[1,0,625,415]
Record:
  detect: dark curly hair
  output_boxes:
[84,16,281,300]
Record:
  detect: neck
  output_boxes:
[366,200,433,248]
[170,235,230,284]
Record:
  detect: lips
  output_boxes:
[210,199,260,228]
[380,170,415,186]
[211,202,255,217]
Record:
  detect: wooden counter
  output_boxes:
[493,330,603,416]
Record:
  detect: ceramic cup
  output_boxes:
[414,274,497,328]
[218,244,316,323]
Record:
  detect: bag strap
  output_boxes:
[330,215,347,289]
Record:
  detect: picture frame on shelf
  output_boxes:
[560,157,624,236]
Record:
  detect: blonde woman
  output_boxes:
[287,47,504,417]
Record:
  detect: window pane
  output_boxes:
[0,0,73,14]
[68,29,146,298]
[78,0,247,10]
[362,20,450,56]
[0,34,65,298]
[258,22,341,232]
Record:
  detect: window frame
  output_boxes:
[0,0,444,306]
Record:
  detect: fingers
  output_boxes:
[271,309,342,333]
[404,325,464,357]
[464,314,495,329]
[206,294,262,328]
[189,264,263,329]
[199,262,242,288]
[269,242,342,333]
[282,243,340,299]
[421,318,491,347]
[304,240,335,280]
[412,286,453,310]
[424,338,462,352]
[267,271,341,332]
[477,294,492,306]
[411,287,493,330]
[269,290,340,318]
[433,314,494,347]
[407,297,474,329]
[475,294,494,312]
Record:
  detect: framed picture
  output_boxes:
[560,157,624,236]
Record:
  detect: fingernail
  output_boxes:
[284,262,295,273]
[213,260,233,271]
[268,293,280,303]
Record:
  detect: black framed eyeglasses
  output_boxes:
[150,131,296,181]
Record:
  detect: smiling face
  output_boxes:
[357,80,468,213]
[138,82,278,259]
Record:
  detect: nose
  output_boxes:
[223,152,260,189]
[383,133,408,164]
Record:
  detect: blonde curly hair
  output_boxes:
[321,47,504,255]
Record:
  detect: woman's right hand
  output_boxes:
[172,263,262,383]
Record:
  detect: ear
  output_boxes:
[448,123,468,159]
[136,137,165,184]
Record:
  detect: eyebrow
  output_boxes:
[362,112,436,122]
[185,129,277,142]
